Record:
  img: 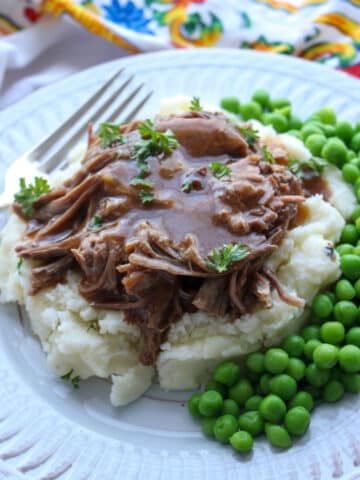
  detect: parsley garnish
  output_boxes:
[139,189,154,204]
[14,177,50,217]
[61,369,80,389]
[17,258,23,272]
[88,216,103,231]
[98,122,124,148]
[262,146,275,164]
[209,162,231,179]
[87,321,97,332]
[181,181,194,193]
[288,156,327,177]
[190,96,202,112]
[130,178,154,188]
[206,244,249,273]
[237,126,259,147]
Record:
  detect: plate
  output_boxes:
[1,49,360,480]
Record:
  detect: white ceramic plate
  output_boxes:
[1,49,360,480]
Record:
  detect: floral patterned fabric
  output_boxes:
[1,0,360,70]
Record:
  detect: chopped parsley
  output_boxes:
[262,146,275,164]
[206,243,249,273]
[237,126,260,147]
[288,156,327,177]
[139,189,154,204]
[98,122,124,148]
[14,177,50,217]
[88,215,103,231]
[190,96,202,112]
[16,258,23,272]
[87,321,97,332]
[209,162,231,179]
[181,181,194,193]
[130,178,154,188]
[61,369,80,389]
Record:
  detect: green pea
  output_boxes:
[305,133,327,156]
[317,107,336,125]
[238,410,264,437]
[346,327,360,347]
[304,339,322,361]
[205,380,228,397]
[336,244,355,256]
[301,123,323,140]
[321,138,348,167]
[288,129,302,139]
[323,124,336,137]
[284,406,311,436]
[262,112,288,133]
[246,352,265,374]
[265,424,292,449]
[355,218,360,235]
[334,300,358,327]
[213,414,238,443]
[339,345,360,373]
[335,279,356,300]
[221,399,240,417]
[312,294,333,318]
[322,379,345,402]
[343,164,360,184]
[341,225,359,245]
[214,361,241,386]
[288,391,314,411]
[245,394,263,411]
[258,373,271,395]
[306,363,331,387]
[341,372,360,392]
[259,394,286,423]
[188,393,203,419]
[198,390,223,417]
[274,105,291,119]
[288,115,302,130]
[281,335,305,357]
[356,121,360,132]
[348,150,358,162]
[320,321,345,345]
[240,101,262,121]
[351,132,360,153]
[352,206,360,222]
[286,358,306,381]
[269,374,297,401]
[336,121,354,145]
[324,291,337,305]
[355,278,360,298]
[230,431,254,453]
[252,89,270,109]
[228,379,254,406]
[313,343,339,369]
[301,325,321,341]
[201,417,217,437]
[264,348,289,374]
[270,98,291,110]
[340,254,360,280]
[220,96,240,114]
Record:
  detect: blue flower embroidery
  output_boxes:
[103,0,154,35]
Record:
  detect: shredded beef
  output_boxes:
[14,111,307,365]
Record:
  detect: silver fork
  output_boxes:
[0,68,152,209]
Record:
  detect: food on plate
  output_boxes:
[0,91,358,425]
[187,92,360,455]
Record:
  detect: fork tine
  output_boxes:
[108,90,153,124]
[45,88,151,173]
[28,67,125,164]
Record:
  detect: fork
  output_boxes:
[0,68,153,209]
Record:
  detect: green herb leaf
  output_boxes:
[209,162,231,179]
[61,369,80,389]
[262,145,276,164]
[14,177,50,217]
[288,156,327,177]
[139,189,154,204]
[17,258,23,272]
[98,122,124,148]
[88,215,103,231]
[190,96,202,112]
[237,126,260,147]
[130,178,154,188]
[181,181,194,193]
[206,243,249,273]
[87,321,97,332]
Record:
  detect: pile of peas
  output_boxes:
[187,90,360,454]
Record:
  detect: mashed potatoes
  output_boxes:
[0,97,354,406]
